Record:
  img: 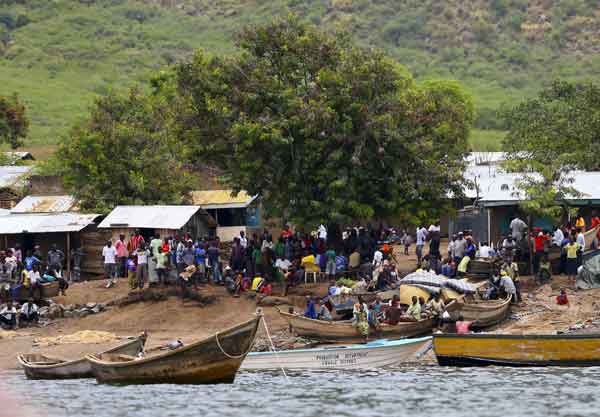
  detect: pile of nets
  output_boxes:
[33,330,120,347]
[400,270,476,294]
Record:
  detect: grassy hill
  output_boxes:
[2,0,600,153]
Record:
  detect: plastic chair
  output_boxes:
[304,262,320,283]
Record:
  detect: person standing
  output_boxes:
[564,236,581,283]
[453,232,467,265]
[207,240,221,284]
[114,234,128,278]
[510,216,528,242]
[415,226,427,266]
[135,243,150,289]
[148,233,162,286]
[127,229,145,253]
[533,232,549,275]
[239,231,248,249]
[155,247,169,286]
[47,244,65,273]
[230,237,244,272]
[325,247,336,280]
[102,240,117,288]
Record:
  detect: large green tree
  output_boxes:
[502,80,598,220]
[56,86,191,212]
[0,93,29,148]
[175,15,473,227]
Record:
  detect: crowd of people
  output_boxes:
[0,243,70,301]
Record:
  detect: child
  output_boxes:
[401,230,411,256]
[127,254,137,290]
[537,254,551,284]
[556,288,569,305]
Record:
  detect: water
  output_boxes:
[3,366,600,417]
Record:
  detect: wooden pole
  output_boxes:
[3,235,7,249]
[66,232,71,281]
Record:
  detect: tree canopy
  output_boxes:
[55,87,191,213]
[0,93,28,148]
[175,15,473,226]
[502,80,598,220]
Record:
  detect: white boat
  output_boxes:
[240,337,432,371]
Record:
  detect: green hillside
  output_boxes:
[2,0,600,151]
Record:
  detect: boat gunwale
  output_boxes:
[246,336,433,356]
[278,309,432,329]
[434,333,600,341]
[86,316,260,368]
[17,336,145,370]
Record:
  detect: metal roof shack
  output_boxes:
[0,166,33,189]
[0,212,100,234]
[11,195,77,214]
[3,151,35,165]
[98,205,215,230]
[190,190,258,209]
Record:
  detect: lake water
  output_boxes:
[3,366,599,417]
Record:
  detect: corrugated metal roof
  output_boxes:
[465,165,600,204]
[0,213,99,234]
[190,189,257,209]
[98,205,205,230]
[465,152,507,166]
[11,195,77,213]
[3,151,35,164]
[0,166,32,188]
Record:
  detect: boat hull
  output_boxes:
[280,310,434,343]
[434,333,600,367]
[241,337,432,371]
[18,336,146,379]
[88,317,260,384]
[445,297,511,328]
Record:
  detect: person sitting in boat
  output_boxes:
[315,299,332,321]
[406,296,422,321]
[19,298,39,326]
[499,271,518,304]
[0,301,17,329]
[370,298,385,322]
[426,293,445,325]
[455,315,473,334]
[352,302,370,342]
[304,296,317,319]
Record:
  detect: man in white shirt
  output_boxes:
[478,242,492,258]
[318,224,327,241]
[102,240,118,287]
[416,226,428,265]
[428,223,441,233]
[0,301,17,329]
[239,231,248,249]
[20,299,39,325]
[553,226,565,247]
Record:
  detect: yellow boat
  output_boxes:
[433,333,600,367]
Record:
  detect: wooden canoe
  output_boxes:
[87,316,261,384]
[240,336,432,371]
[2,281,60,302]
[17,335,146,379]
[279,310,434,343]
[434,333,600,367]
[445,296,511,328]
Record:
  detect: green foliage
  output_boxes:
[2,0,600,151]
[176,16,472,226]
[502,80,600,219]
[0,93,28,148]
[53,88,191,213]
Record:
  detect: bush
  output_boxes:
[15,14,30,28]
[474,107,506,130]
[0,13,15,30]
